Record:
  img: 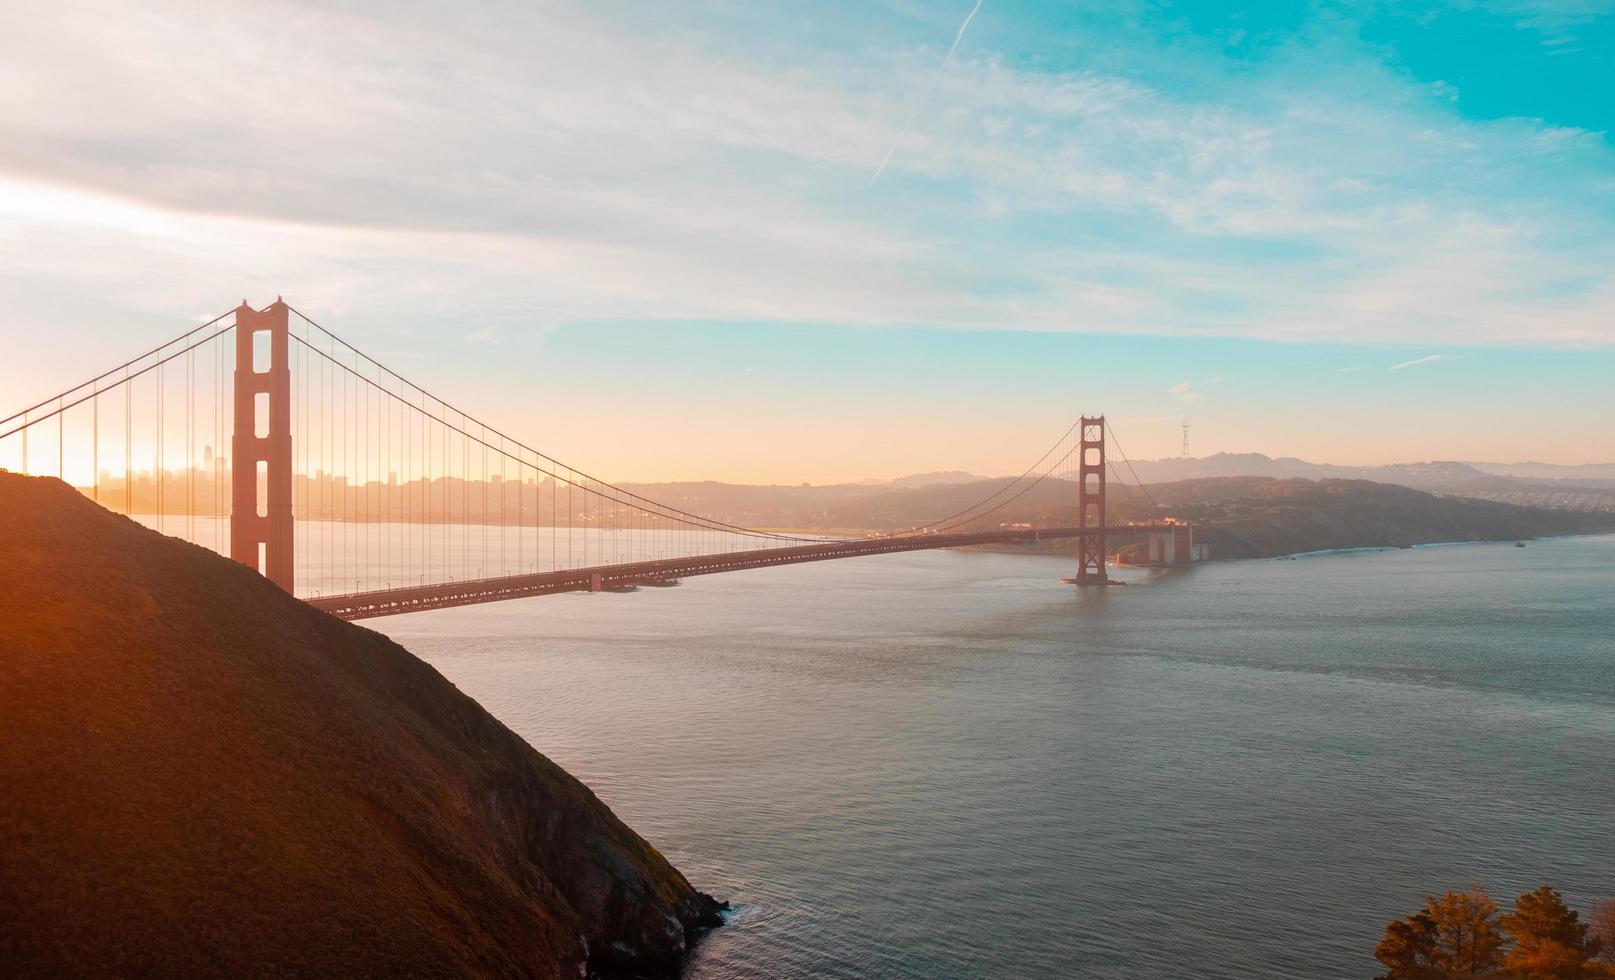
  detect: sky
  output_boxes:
[1,0,1612,482]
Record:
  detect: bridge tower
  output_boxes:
[1075,415,1107,584]
[230,300,294,592]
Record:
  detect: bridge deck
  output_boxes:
[306,525,1151,621]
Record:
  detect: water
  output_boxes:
[128,515,799,598]
[370,536,1615,979]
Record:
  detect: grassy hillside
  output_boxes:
[0,473,722,979]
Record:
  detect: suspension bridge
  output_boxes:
[0,300,1196,621]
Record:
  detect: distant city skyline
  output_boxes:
[2,0,1611,482]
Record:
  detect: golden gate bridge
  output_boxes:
[0,300,1197,620]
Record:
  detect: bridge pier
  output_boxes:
[1139,524,1208,566]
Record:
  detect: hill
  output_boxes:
[867,475,1612,560]
[1119,453,1615,512]
[612,456,1615,535]
[763,473,1611,559]
[0,473,722,979]
[887,470,989,488]
[1466,460,1615,481]
[1139,476,1614,559]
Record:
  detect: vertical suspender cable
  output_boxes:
[187,345,194,543]
[406,384,413,581]
[158,358,165,527]
[125,377,131,516]
[156,362,163,530]
[480,425,487,579]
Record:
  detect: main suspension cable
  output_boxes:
[0,322,237,442]
[1106,426,1160,515]
[284,306,831,544]
[885,418,1083,537]
[286,330,818,543]
[1,310,235,428]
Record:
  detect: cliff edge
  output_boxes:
[0,473,722,979]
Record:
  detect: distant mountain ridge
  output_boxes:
[1115,453,1615,513]
[1120,452,1615,487]
[1466,460,1615,481]
[887,470,988,488]
[624,452,1615,532]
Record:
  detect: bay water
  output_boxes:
[373,535,1615,979]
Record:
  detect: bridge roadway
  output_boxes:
[306,524,1151,621]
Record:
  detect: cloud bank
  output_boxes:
[0,0,1611,357]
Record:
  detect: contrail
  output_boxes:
[1389,354,1448,371]
[869,0,984,186]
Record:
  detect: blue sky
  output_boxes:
[0,0,1610,480]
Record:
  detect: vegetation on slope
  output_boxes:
[776,473,1613,560]
[1374,883,1614,978]
[1140,477,1615,559]
[0,473,722,980]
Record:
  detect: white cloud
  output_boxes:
[1169,381,1192,394]
[0,0,1611,359]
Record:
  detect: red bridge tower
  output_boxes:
[230,300,295,592]
[1075,415,1107,584]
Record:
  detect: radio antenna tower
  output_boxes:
[1181,417,1190,458]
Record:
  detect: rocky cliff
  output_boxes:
[0,473,722,979]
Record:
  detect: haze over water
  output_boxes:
[372,534,1615,979]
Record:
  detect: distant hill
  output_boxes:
[1121,453,1615,512]
[1136,477,1614,559]
[0,473,722,979]
[887,470,989,488]
[1466,460,1615,481]
[619,452,1615,536]
[617,465,1615,541]
[1120,452,1327,482]
[625,467,1615,559]
[838,475,1611,559]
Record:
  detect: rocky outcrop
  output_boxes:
[0,473,722,979]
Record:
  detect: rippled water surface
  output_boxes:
[379,535,1615,979]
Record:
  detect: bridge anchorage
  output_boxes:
[0,298,1204,620]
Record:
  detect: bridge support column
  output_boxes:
[1075,415,1107,584]
[230,299,294,593]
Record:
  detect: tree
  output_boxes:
[1500,886,1596,978]
[1376,885,1504,978]
[1376,909,1443,978]
[1429,884,1506,975]
[1589,899,1615,967]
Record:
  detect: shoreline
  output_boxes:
[1274,530,1615,561]
[962,528,1615,566]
